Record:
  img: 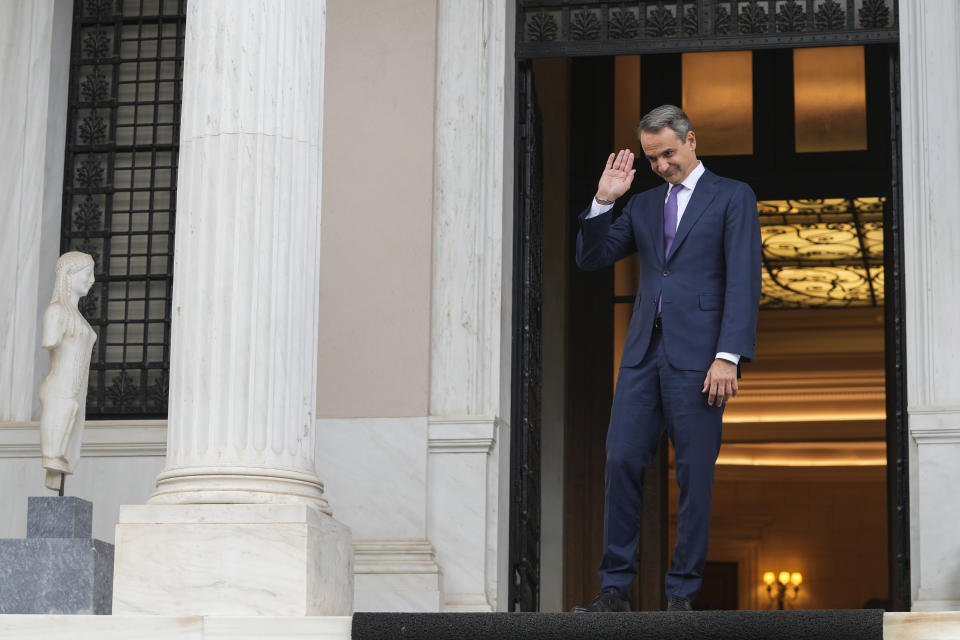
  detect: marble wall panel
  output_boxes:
[30,0,73,421]
[429,0,515,612]
[0,0,71,422]
[427,418,498,611]
[0,0,43,421]
[430,452,488,605]
[430,0,514,419]
[902,0,960,407]
[900,0,960,611]
[315,417,428,541]
[912,431,960,609]
[353,573,442,613]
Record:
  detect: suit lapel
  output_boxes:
[667,171,719,261]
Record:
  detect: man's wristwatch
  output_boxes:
[595,196,615,205]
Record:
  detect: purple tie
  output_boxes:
[663,183,683,257]
[657,184,683,315]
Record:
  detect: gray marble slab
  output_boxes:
[0,497,113,614]
[27,496,92,538]
[0,538,114,614]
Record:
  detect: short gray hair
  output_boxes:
[637,104,692,141]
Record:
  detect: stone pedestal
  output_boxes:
[113,504,352,616]
[0,497,113,614]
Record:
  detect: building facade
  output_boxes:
[0,0,958,614]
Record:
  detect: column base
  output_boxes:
[149,465,332,513]
[112,503,353,616]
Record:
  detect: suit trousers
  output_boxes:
[599,325,724,602]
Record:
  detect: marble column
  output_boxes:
[0,0,71,422]
[148,0,328,508]
[112,0,352,616]
[429,0,514,611]
[900,0,960,612]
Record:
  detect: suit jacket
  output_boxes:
[576,169,761,372]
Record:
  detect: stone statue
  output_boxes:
[38,252,97,492]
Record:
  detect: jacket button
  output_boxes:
[662,270,669,277]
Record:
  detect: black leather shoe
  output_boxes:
[572,587,630,612]
[666,595,693,611]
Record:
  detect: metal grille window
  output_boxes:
[62,0,186,417]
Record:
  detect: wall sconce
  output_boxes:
[763,571,802,609]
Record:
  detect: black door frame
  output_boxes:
[509,0,908,612]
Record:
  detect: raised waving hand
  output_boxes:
[596,149,636,202]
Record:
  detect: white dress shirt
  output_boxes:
[587,161,740,365]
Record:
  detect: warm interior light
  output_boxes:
[778,571,791,585]
[793,46,867,153]
[763,571,775,585]
[791,572,803,586]
[681,50,754,156]
[723,412,887,423]
[612,54,642,388]
[715,441,887,467]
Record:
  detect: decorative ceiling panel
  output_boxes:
[758,197,884,308]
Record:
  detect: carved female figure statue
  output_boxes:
[39,252,97,491]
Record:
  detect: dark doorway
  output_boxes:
[517,42,907,612]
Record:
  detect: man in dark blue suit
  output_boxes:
[572,105,761,613]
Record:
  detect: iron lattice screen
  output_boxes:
[62,0,186,417]
[517,0,898,57]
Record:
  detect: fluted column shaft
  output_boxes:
[428,0,512,611]
[151,0,327,509]
[901,0,960,610]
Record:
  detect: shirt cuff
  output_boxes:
[586,199,614,219]
[716,352,740,365]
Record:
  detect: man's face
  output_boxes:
[639,127,698,185]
